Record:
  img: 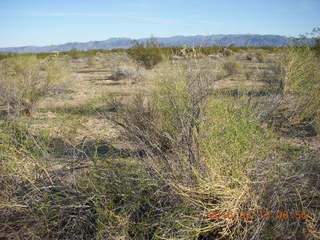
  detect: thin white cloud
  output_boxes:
[0,9,221,27]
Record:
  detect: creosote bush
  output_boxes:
[282,47,320,122]
[110,60,226,176]
[268,45,320,128]
[128,38,163,69]
[0,55,69,116]
[109,58,276,239]
[222,48,233,57]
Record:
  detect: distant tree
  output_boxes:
[69,48,81,59]
[128,37,163,69]
[311,28,320,54]
[292,27,320,53]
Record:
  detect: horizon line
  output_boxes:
[0,33,294,49]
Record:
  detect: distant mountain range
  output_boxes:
[0,34,291,53]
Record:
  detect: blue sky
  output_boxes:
[0,0,319,47]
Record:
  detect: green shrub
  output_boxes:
[222,48,233,57]
[128,38,163,69]
[200,96,270,180]
[0,55,69,116]
[110,61,223,176]
[68,48,82,59]
[109,60,272,238]
[278,46,320,125]
[260,44,320,133]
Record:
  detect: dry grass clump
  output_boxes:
[109,65,144,83]
[0,119,98,239]
[244,70,253,81]
[0,55,69,117]
[240,148,320,239]
[222,60,240,76]
[246,53,255,61]
[80,159,198,240]
[0,120,48,237]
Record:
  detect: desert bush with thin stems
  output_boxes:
[80,159,199,240]
[110,60,225,177]
[222,60,240,76]
[0,55,69,117]
[99,52,134,69]
[264,46,320,128]
[109,65,144,84]
[255,44,320,134]
[108,58,277,239]
[272,45,320,128]
[68,48,82,59]
[240,147,320,240]
[0,120,49,237]
[0,118,99,239]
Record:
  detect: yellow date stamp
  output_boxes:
[207,209,309,220]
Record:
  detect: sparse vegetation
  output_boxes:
[0,32,319,240]
[0,55,69,116]
[222,60,240,75]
